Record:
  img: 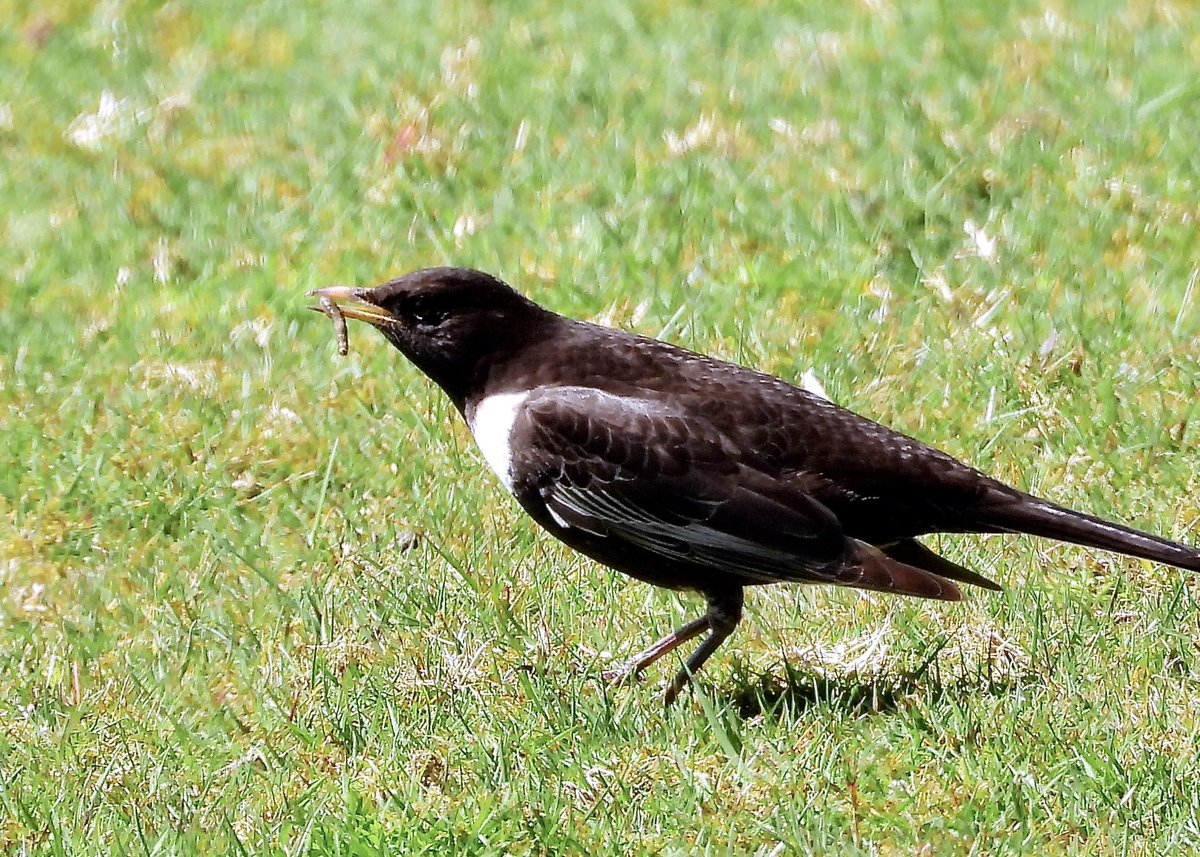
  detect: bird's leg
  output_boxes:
[602,615,710,684]
[663,588,744,706]
[604,588,745,705]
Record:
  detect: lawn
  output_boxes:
[2,0,1199,853]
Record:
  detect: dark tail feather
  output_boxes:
[845,541,963,602]
[988,498,1200,573]
[882,539,1002,592]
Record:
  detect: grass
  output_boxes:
[2,0,1199,853]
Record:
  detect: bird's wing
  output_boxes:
[508,386,956,596]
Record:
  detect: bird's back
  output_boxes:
[486,320,1017,545]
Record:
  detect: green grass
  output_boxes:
[2,0,1199,853]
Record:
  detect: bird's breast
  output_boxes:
[467,390,529,493]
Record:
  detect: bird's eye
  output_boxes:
[407,301,448,327]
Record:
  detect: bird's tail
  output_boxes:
[843,541,964,601]
[986,497,1200,573]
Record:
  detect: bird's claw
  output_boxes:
[601,662,642,685]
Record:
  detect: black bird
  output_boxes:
[310,268,1200,704]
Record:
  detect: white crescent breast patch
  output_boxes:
[468,391,530,493]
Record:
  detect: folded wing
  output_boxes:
[509,386,966,599]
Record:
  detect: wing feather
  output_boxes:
[478,385,971,601]
[509,386,850,584]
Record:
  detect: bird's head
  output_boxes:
[310,267,555,408]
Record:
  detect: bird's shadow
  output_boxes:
[716,656,1023,721]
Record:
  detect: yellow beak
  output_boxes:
[307,286,396,327]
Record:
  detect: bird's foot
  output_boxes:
[602,660,685,706]
[601,661,643,686]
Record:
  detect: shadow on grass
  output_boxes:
[720,656,1026,721]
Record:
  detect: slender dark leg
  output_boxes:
[663,589,743,706]
[602,616,710,683]
[605,588,745,706]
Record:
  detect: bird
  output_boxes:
[310,267,1200,704]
